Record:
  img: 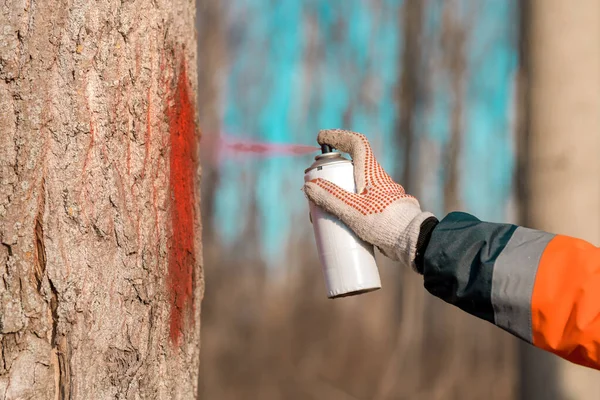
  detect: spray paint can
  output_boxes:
[304,144,381,298]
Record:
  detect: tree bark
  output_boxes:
[0,1,202,399]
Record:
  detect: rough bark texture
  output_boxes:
[0,1,202,399]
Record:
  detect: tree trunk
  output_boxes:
[525,0,600,398]
[0,1,202,399]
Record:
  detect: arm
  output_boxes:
[416,212,600,370]
[303,129,600,371]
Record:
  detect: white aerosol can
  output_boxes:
[304,144,381,298]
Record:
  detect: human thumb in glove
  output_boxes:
[303,129,435,271]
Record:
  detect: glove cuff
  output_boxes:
[394,210,436,271]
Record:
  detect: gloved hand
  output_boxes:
[303,129,435,271]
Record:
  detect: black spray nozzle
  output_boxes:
[320,144,333,154]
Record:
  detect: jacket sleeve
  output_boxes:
[416,212,600,370]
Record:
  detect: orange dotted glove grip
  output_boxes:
[304,129,434,270]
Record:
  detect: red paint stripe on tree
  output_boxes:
[167,57,198,346]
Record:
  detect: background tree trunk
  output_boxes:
[524,0,600,398]
[0,1,202,399]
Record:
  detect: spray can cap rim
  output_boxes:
[305,151,350,173]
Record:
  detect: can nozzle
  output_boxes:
[320,144,333,154]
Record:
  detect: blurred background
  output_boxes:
[196,0,600,399]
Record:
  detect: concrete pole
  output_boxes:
[527,0,600,398]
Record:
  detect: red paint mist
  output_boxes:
[223,137,318,157]
[200,134,318,168]
[167,58,198,346]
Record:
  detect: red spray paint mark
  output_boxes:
[167,58,198,346]
[142,84,152,178]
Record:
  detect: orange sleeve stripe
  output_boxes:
[531,235,600,369]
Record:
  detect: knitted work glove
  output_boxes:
[303,129,435,270]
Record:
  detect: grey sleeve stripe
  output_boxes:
[491,227,555,343]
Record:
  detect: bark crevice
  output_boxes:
[34,180,46,293]
[49,278,70,400]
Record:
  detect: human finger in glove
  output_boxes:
[303,129,600,372]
